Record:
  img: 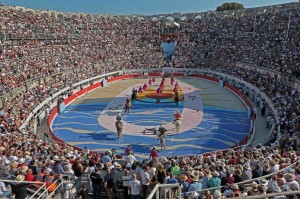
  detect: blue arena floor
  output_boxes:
[52,97,251,159]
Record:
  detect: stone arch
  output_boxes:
[152,17,159,21]
[166,16,174,21]
[181,16,187,21]
[194,15,202,21]
[125,16,131,21]
[138,16,145,21]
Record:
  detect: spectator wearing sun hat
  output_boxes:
[258,178,268,193]
[207,171,221,194]
[269,159,280,173]
[283,173,300,192]
[201,169,212,189]
[17,158,26,168]
[188,171,202,199]
[179,173,191,194]
[64,183,75,199]
[12,175,29,199]
[247,181,259,196]
[241,163,252,181]
[224,184,240,198]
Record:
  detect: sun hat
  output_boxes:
[18,158,25,164]
[259,178,268,186]
[160,156,167,162]
[191,171,201,181]
[251,181,258,188]
[53,155,59,161]
[20,166,28,173]
[231,184,239,190]
[66,183,73,189]
[10,161,18,168]
[4,160,11,165]
[243,163,251,170]
[203,169,211,176]
[0,147,5,152]
[113,162,121,169]
[212,171,219,177]
[284,173,295,181]
[16,175,25,181]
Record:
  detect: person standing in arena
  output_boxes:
[158,125,167,150]
[173,111,181,123]
[125,97,131,114]
[115,117,123,139]
[149,147,158,162]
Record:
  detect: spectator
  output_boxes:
[64,183,74,199]
[90,167,103,199]
[241,163,252,181]
[188,171,202,199]
[141,165,150,199]
[129,173,141,199]
[12,175,28,199]
[207,171,221,194]
[0,181,12,199]
[122,169,132,199]
[104,167,115,199]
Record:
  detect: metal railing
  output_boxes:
[0,180,48,199]
[147,183,182,199]
[234,190,300,199]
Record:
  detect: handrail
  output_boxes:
[36,179,58,199]
[0,180,47,184]
[0,180,48,199]
[43,181,63,199]
[147,183,182,199]
[30,184,47,199]
[234,190,300,199]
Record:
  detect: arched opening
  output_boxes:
[138,16,145,21]
[181,16,187,21]
[152,17,158,21]
[194,15,202,21]
[166,16,174,22]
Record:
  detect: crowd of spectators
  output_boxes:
[0,3,299,199]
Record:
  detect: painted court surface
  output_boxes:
[51,78,251,159]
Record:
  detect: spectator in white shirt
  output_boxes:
[141,165,150,199]
[124,151,137,167]
[122,169,132,199]
[129,173,141,199]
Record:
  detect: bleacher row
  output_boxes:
[0,2,299,199]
